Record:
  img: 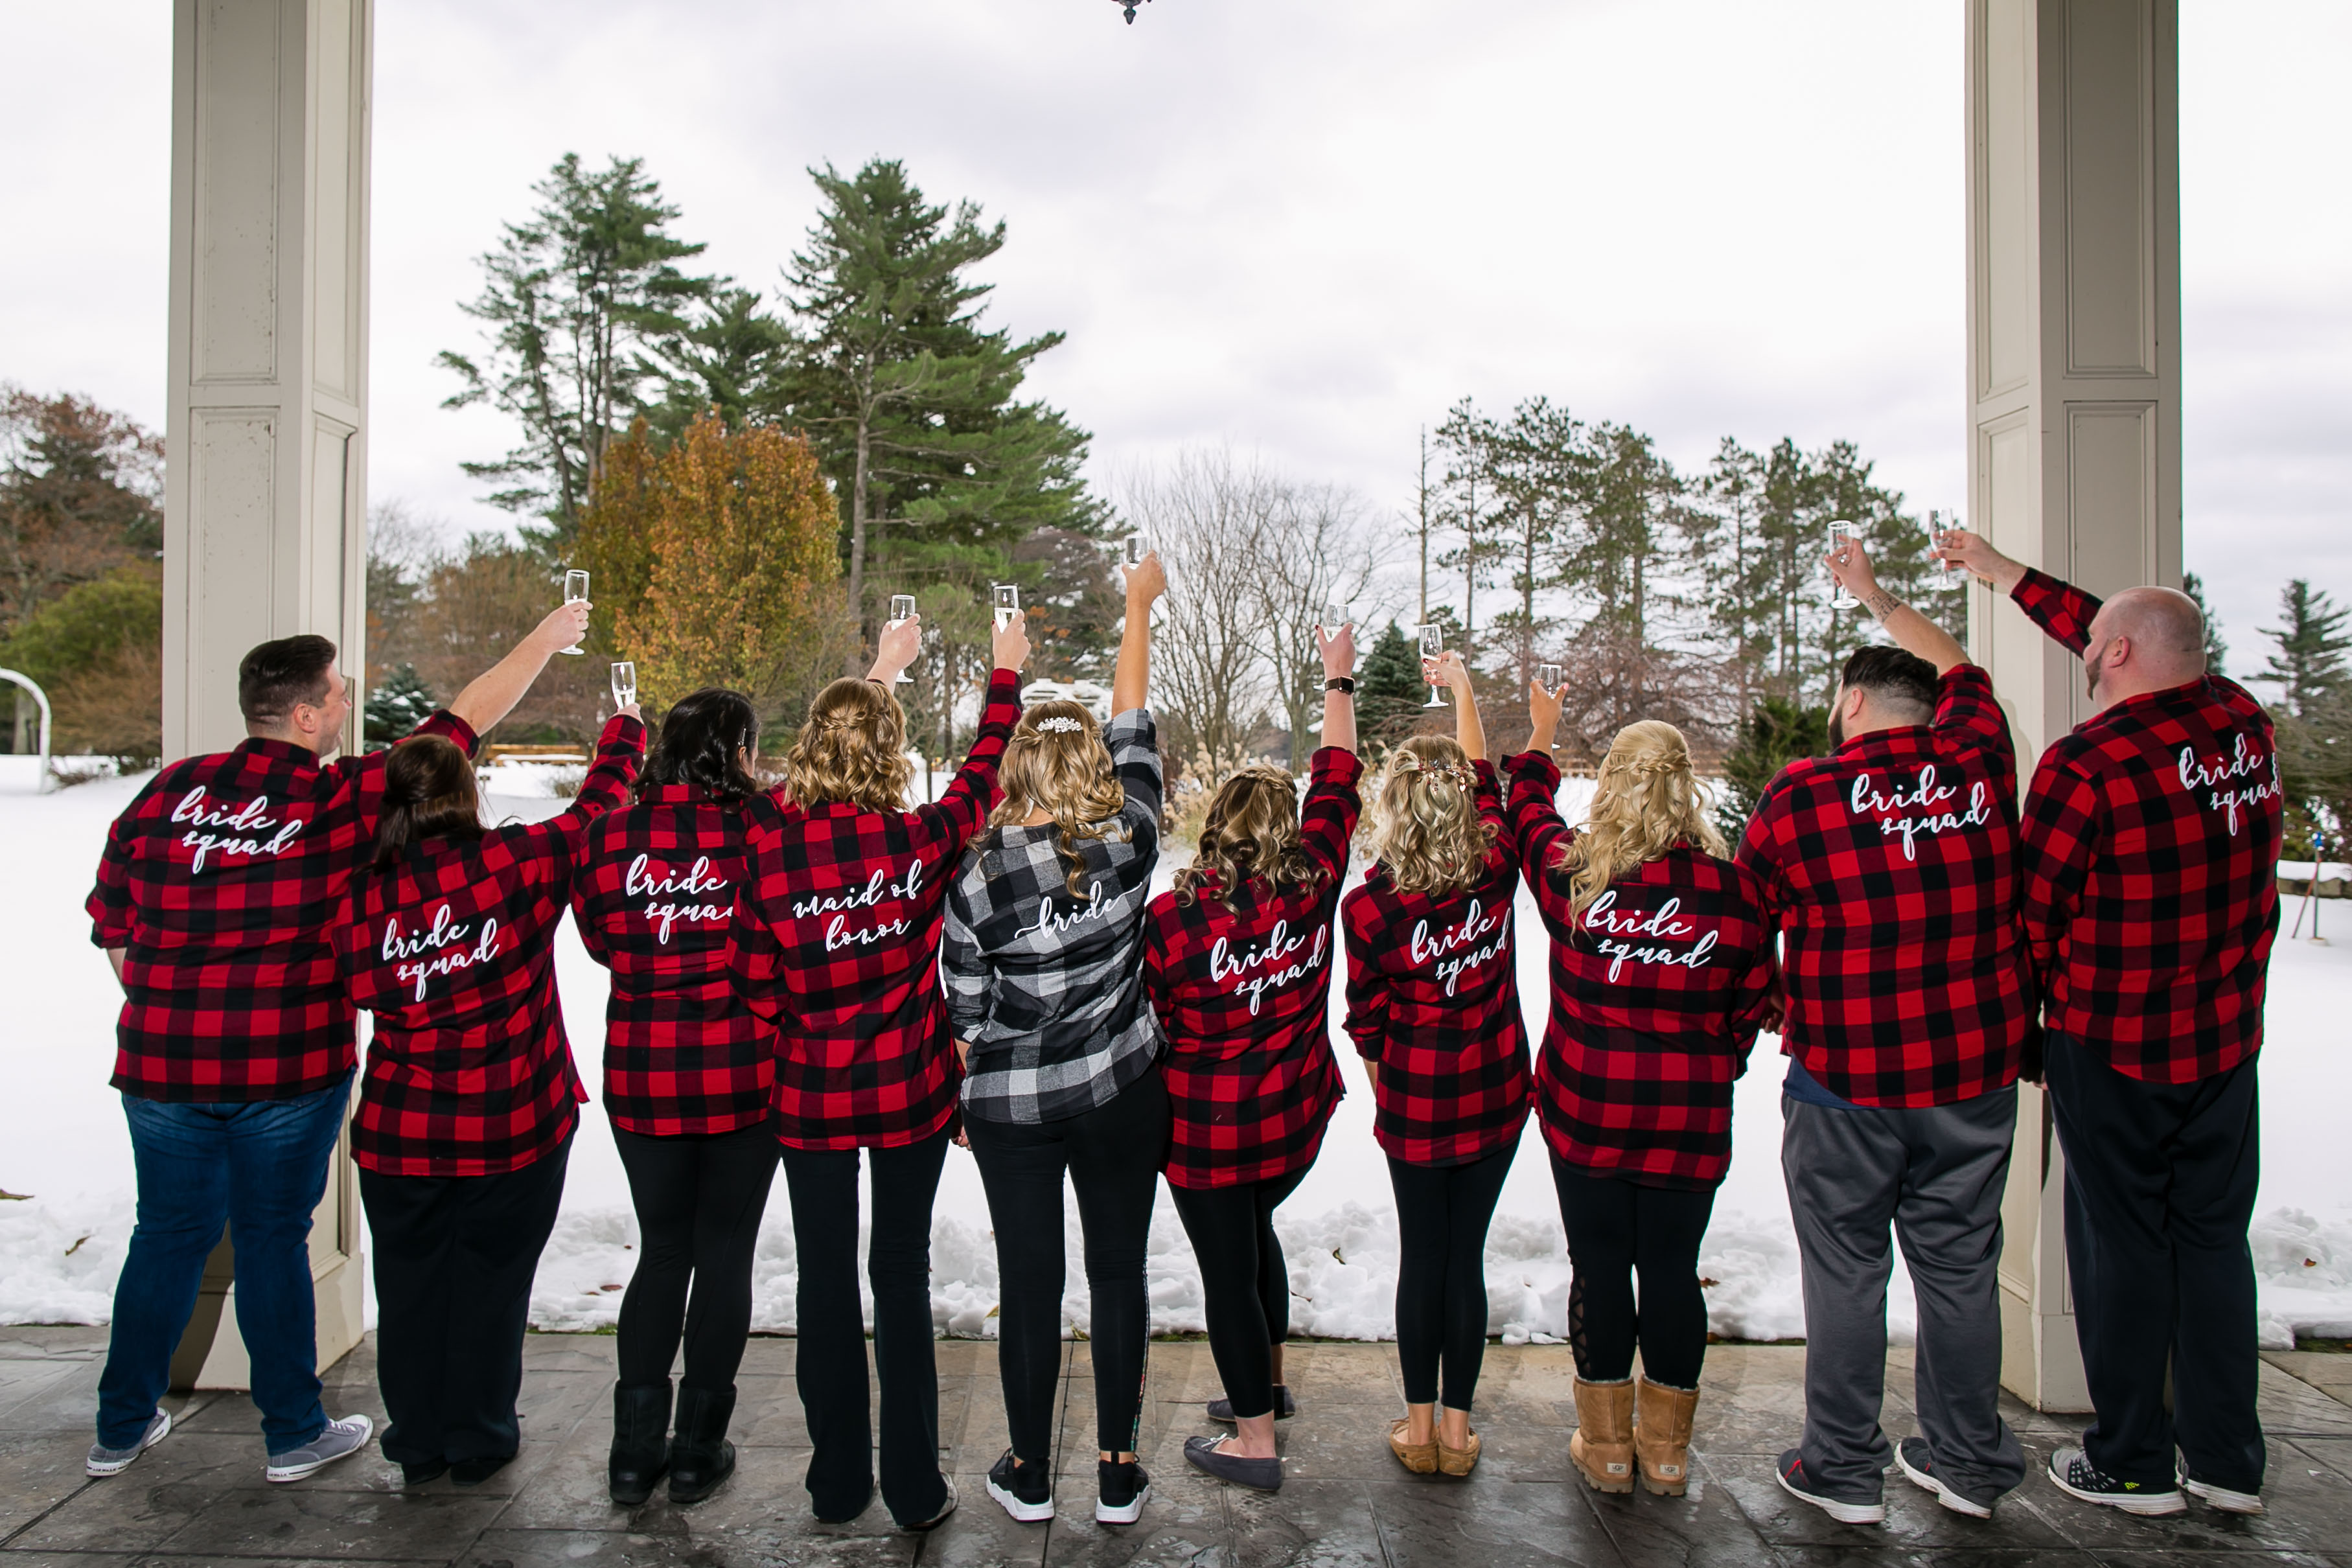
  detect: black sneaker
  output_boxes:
[1894,1436,1995,1519]
[2046,1446,2184,1517]
[1207,1385,1297,1423]
[986,1449,1054,1523]
[1097,1458,1151,1525]
[1775,1449,1885,1525]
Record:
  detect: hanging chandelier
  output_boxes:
[1111,0,1151,21]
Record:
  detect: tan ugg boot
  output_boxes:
[1633,1378,1699,1497]
[1569,1378,1635,1493]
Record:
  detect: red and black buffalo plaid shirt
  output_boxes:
[2014,570,2283,1081]
[1341,760,1530,1168]
[573,785,781,1136]
[1504,751,1776,1188]
[725,667,1019,1151]
[87,709,479,1103]
[1145,748,1363,1190]
[335,715,642,1176]
[1735,663,2033,1107]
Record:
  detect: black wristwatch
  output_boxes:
[1325,676,1356,694]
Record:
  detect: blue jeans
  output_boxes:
[95,1071,353,1455]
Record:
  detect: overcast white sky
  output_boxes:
[2,1,2345,673]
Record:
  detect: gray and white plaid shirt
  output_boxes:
[945,708,1164,1125]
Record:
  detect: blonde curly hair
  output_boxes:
[1366,735,1494,899]
[989,700,1129,899]
[1554,720,1724,925]
[782,678,914,814]
[1172,765,1322,909]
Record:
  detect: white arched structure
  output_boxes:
[0,667,54,792]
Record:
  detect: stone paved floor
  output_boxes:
[3,1326,2350,1567]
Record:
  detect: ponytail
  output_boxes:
[373,735,483,871]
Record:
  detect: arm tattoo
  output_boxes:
[1865,588,1903,623]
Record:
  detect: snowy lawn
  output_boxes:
[3,770,2347,1348]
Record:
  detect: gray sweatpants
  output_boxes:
[1781,1087,2025,1503]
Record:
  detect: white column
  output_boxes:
[1966,0,2182,1412]
[161,0,373,1388]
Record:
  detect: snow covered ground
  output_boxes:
[4,767,2348,1349]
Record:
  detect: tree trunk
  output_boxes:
[844,400,872,678]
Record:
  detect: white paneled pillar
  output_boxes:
[161,0,373,1388]
[1966,0,2181,1412]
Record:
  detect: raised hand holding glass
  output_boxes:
[610,662,636,710]
[560,570,589,655]
[1826,521,1861,611]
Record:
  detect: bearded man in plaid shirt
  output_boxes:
[1736,539,2035,1525]
[1942,529,2280,1520]
[80,605,589,1486]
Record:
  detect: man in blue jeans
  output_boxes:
[84,610,584,1481]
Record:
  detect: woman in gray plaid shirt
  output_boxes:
[943,554,1169,1528]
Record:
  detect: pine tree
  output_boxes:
[438,154,715,548]
[773,160,1097,665]
[0,386,163,635]
[2182,571,2228,673]
[1356,619,1428,752]
[646,287,794,438]
[364,665,438,750]
[2258,579,2350,718]
[1714,697,1828,842]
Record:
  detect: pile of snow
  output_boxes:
[1,768,2344,1353]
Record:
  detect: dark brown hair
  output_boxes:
[371,735,483,871]
[639,687,761,803]
[1839,645,1939,722]
[238,635,337,724]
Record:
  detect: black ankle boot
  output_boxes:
[608,1381,672,1506]
[667,1385,738,1505]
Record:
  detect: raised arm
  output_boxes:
[1317,620,1357,755]
[1429,650,1483,760]
[1827,538,1968,675]
[1940,527,2101,656]
[1936,526,2029,595]
[1111,553,1166,715]
[446,600,595,737]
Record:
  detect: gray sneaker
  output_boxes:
[86,1409,172,1477]
[265,1414,375,1483]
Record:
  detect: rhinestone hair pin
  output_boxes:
[1033,715,1084,735]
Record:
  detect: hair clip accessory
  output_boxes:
[1033,715,1084,734]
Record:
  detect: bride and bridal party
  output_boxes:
[76,525,2283,1531]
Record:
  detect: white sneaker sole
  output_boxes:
[2183,1477,2264,1516]
[86,1410,172,1477]
[264,1416,375,1484]
[1893,1448,1994,1519]
[1776,1464,1885,1524]
[1096,1480,1150,1525]
[986,1477,1054,1523]
[2047,1464,2185,1516]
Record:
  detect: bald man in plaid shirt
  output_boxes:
[1943,529,2281,1521]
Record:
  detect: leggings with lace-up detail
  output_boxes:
[1551,1153,1716,1389]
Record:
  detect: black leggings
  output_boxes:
[1388,1133,1518,1410]
[778,1129,951,1526]
[610,1119,779,1392]
[967,1071,1170,1462]
[1169,1168,1308,1421]
[1551,1153,1716,1390]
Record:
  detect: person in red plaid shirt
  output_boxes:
[1146,619,1361,1497]
[724,609,1028,1532]
[1941,527,2280,1521]
[334,704,643,1488]
[1504,686,1776,1501]
[1342,649,1527,1481]
[82,607,589,1487]
[1738,538,2033,1527]
[571,687,782,1508]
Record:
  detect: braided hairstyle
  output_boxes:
[1366,735,1493,898]
[1554,719,1724,925]
[1171,765,1322,909]
[783,678,915,813]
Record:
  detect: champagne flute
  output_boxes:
[1924,509,1953,574]
[993,583,1019,632]
[1538,662,1563,691]
[1827,521,1861,611]
[1125,535,1146,567]
[887,595,917,685]
[1320,600,1351,638]
[560,570,589,655]
[1418,623,1447,708]
[610,661,637,711]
